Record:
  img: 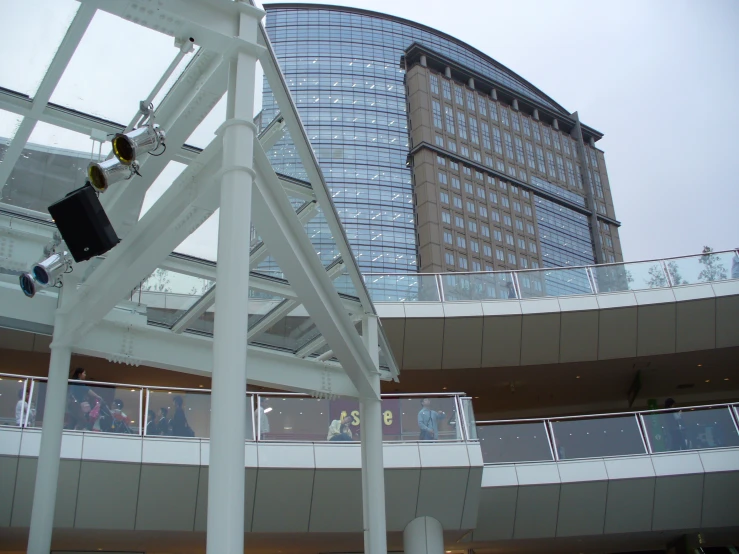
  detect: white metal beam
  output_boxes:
[251,144,380,399]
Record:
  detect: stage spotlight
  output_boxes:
[88,158,140,193]
[19,273,37,298]
[31,252,72,287]
[112,124,165,166]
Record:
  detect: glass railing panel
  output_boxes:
[1,377,30,427]
[476,421,553,463]
[441,272,516,301]
[664,251,738,285]
[518,267,593,298]
[550,415,646,460]
[591,260,671,293]
[364,273,440,302]
[397,396,462,441]
[641,406,739,453]
[145,389,210,439]
[257,395,462,442]
[459,397,478,440]
[28,380,142,435]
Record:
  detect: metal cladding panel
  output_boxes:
[675,298,716,352]
[313,443,361,469]
[699,448,739,473]
[193,467,257,532]
[384,468,421,532]
[74,461,141,529]
[141,438,201,465]
[19,428,41,457]
[0,428,22,456]
[651,474,704,531]
[416,467,469,529]
[702,471,739,528]
[558,295,600,312]
[515,463,561,486]
[309,469,363,532]
[512,483,560,539]
[257,443,315,469]
[135,464,199,531]
[604,456,656,480]
[556,480,607,537]
[559,309,599,363]
[598,306,638,360]
[473,486,517,540]
[81,434,142,464]
[380,318,405,367]
[383,442,421,468]
[403,312,444,370]
[651,452,704,476]
[482,464,519,487]
[604,476,655,533]
[0,456,18,526]
[481,314,522,367]
[251,468,314,532]
[636,302,677,357]
[418,442,470,469]
[60,432,84,460]
[10,457,80,528]
[460,464,483,529]
[557,459,608,483]
[520,313,560,366]
[442,310,483,369]
[716,293,739,348]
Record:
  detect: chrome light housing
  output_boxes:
[88,158,140,193]
[111,124,165,166]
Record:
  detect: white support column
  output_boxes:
[403,516,444,554]
[26,315,72,554]
[360,315,387,554]
[205,4,264,554]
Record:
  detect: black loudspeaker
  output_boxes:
[48,184,120,263]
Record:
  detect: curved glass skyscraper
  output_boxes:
[261,4,622,277]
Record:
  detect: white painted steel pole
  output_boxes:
[206,5,264,554]
[27,315,72,554]
[360,315,388,554]
[403,516,445,554]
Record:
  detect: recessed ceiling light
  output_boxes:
[705,379,710,383]
[725,378,730,381]
[697,364,702,367]
[575,375,581,379]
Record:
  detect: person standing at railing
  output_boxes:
[327,414,354,441]
[170,395,195,438]
[418,398,445,441]
[255,397,270,439]
[67,368,103,430]
[16,387,35,427]
[146,410,158,436]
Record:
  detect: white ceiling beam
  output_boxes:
[0,3,97,187]
[56,136,225,345]
[251,144,380,399]
[246,299,299,339]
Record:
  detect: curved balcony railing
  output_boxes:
[0,373,475,443]
[363,249,739,303]
[475,403,739,464]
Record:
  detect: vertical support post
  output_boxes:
[206,5,264,554]
[26,314,72,554]
[360,315,387,554]
[403,516,444,554]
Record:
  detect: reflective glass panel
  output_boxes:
[477,422,553,463]
[50,10,180,124]
[642,407,739,453]
[591,261,670,293]
[441,272,516,301]
[0,109,25,165]
[29,380,141,435]
[460,397,477,440]
[551,415,646,460]
[0,377,30,427]
[139,269,214,327]
[0,0,79,96]
[145,389,210,439]
[364,273,439,302]
[665,251,738,285]
[3,122,102,216]
[518,267,593,299]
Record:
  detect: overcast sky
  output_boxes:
[1,1,736,264]
[256,0,738,261]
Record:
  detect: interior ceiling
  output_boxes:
[1,326,737,420]
[0,527,737,554]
